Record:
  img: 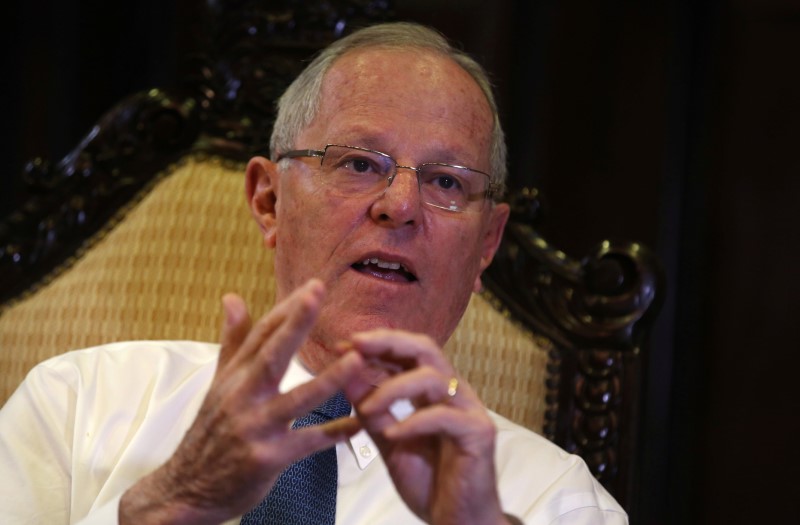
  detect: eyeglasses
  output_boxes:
[277,144,501,213]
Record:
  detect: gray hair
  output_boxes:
[269,22,508,189]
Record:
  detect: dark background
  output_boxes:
[2,1,799,523]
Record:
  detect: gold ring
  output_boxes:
[447,377,459,398]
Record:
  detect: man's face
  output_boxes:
[250,48,509,373]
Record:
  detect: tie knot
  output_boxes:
[316,391,351,420]
[291,391,351,430]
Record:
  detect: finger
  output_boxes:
[335,341,383,403]
[218,293,252,369]
[341,374,376,407]
[226,279,323,385]
[250,279,325,385]
[351,389,416,443]
[256,353,366,466]
[382,404,493,443]
[236,279,324,368]
[333,361,399,440]
[265,350,365,424]
[355,406,401,445]
[350,329,452,372]
[263,416,363,468]
[357,367,452,416]
[342,372,399,441]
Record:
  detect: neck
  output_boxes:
[298,336,388,387]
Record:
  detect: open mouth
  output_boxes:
[351,257,418,283]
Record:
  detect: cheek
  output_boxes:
[432,222,483,283]
[277,181,332,242]
[273,181,364,293]
[272,184,329,291]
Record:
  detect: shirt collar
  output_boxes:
[281,357,415,470]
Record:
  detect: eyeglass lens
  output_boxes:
[318,145,488,212]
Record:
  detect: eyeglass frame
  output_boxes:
[276,144,504,213]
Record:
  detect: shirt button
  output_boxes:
[359,444,372,458]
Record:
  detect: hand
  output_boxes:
[119,279,365,525]
[343,329,509,525]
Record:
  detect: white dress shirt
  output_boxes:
[0,341,627,524]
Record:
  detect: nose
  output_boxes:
[369,167,422,227]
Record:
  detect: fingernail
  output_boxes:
[307,278,324,294]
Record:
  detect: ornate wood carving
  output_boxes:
[0,89,200,305]
[483,189,664,506]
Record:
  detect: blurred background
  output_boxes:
[1,1,798,523]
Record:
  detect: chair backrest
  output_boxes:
[0,155,551,433]
[0,1,662,510]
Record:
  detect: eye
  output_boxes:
[432,174,461,191]
[345,157,374,173]
[334,153,387,176]
[424,171,466,194]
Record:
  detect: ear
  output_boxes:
[245,156,280,248]
[472,202,510,293]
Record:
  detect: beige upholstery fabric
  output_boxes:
[0,156,549,431]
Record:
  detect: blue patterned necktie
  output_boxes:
[240,391,351,525]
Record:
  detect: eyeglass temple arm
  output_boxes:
[276,149,326,161]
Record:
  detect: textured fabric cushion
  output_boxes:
[0,156,548,431]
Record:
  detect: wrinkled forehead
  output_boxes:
[308,47,494,169]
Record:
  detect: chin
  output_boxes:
[317,310,396,339]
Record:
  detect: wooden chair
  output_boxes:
[0,1,662,511]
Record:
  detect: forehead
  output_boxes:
[301,47,494,169]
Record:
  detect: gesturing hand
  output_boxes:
[343,329,510,525]
[120,279,365,525]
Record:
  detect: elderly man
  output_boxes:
[0,22,626,524]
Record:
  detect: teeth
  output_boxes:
[362,258,402,271]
